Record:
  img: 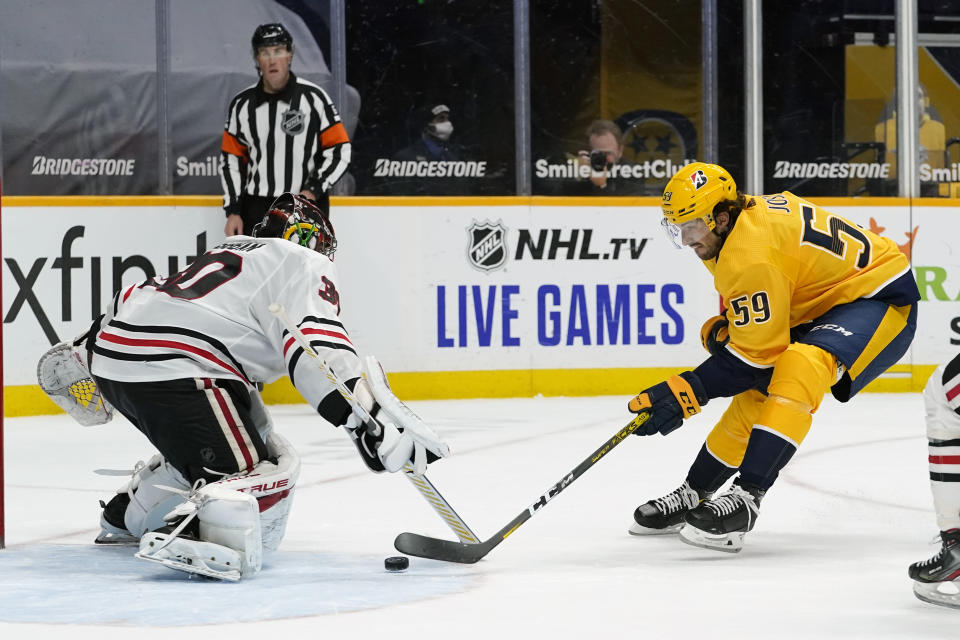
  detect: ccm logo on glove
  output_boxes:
[627,371,708,436]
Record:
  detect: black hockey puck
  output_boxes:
[384,555,409,572]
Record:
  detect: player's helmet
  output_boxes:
[252,23,293,52]
[660,162,737,248]
[252,193,337,257]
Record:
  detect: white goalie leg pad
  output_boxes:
[212,431,301,550]
[197,485,263,576]
[37,341,114,426]
[363,356,450,474]
[136,486,260,582]
[121,455,192,537]
[138,534,245,582]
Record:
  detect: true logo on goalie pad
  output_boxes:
[467,221,508,272]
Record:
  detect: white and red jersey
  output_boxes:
[942,354,960,415]
[89,236,360,417]
[924,352,960,442]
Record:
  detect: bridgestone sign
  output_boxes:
[772,161,890,180]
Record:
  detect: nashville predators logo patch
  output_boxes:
[282,109,306,136]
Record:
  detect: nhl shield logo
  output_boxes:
[281,109,305,135]
[467,221,507,272]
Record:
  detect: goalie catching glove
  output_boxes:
[346,356,449,476]
[37,339,114,427]
[628,371,708,436]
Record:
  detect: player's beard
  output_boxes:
[690,231,723,261]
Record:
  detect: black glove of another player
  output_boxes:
[699,314,730,357]
[628,371,708,436]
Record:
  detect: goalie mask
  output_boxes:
[252,193,337,257]
[660,162,736,249]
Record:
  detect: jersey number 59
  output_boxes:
[728,291,771,327]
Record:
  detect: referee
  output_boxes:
[220,23,351,236]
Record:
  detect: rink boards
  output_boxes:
[2,195,957,415]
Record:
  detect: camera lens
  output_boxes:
[590,150,608,171]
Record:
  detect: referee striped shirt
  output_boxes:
[220,72,351,215]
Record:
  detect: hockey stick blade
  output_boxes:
[394,411,651,563]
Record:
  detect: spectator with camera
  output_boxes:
[573,119,642,196]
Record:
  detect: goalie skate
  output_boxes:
[94,515,138,546]
[136,532,242,582]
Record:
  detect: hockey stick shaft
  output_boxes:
[268,302,380,435]
[268,303,479,544]
[393,411,651,563]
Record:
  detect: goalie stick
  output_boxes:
[394,411,652,563]
[267,303,479,544]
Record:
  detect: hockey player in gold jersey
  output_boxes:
[627,162,919,552]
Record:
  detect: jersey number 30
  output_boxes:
[153,252,242,299]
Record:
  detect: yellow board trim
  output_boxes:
[5,194,960,209]
[2,195,220,207]
[5,364,939,417]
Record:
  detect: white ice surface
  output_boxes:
[0,393,954,638]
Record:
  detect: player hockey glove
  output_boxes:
[628,371,708,436]
[699,314,730,357]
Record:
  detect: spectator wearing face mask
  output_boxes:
[387,103,476,195]
[395,104,459,163]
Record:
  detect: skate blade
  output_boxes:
[135,550,241,582]
[678,525,744,553]
[913,580,960,610]
[628,522,684,536]
[94,532,139,546]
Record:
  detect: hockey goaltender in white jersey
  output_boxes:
[37,193,448,581]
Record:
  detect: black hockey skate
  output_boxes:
[679,480,764,553]
[94,493,138,545]
[629,481,707,535]
[909,529,960,609]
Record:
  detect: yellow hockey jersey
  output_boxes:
[703,191,916,368]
